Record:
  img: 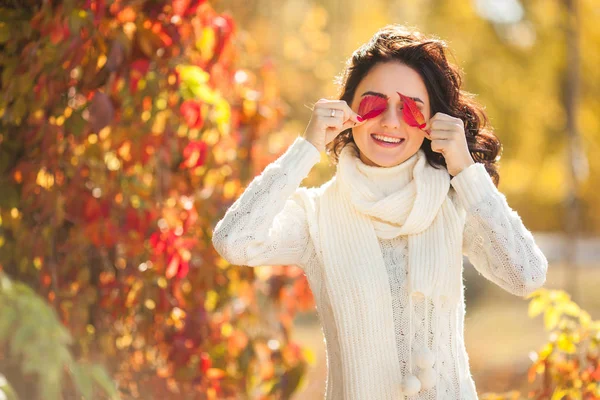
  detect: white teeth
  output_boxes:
[373,134,403,143]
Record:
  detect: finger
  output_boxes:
[340,119,359,131]
[430,119,462,131]
[433,113,463,124]
[316,107,346,121]
[322,114,345,129]
[342,102,365,124]
[315,101,349,120]
[428,130,454,140]
[315,100,363,124]
[430,139,447,154]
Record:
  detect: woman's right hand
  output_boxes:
[302,99,366,153]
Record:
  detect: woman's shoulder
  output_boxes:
[292,176,335,214]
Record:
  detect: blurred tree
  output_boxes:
[0,0,314,398]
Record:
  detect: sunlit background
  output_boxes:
[0,0,598,398]
[213,0,600,397]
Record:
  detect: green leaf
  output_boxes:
[10,321,36,358]
[71,364,93,400]
[177,65,210,99]
[89,364,120,399]
[0,306,17,342]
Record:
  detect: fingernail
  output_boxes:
[357,116,364,122]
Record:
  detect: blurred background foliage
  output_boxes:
[216,0,599,233]
[0,0,598,399]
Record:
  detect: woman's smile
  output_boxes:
[370,133,406,148]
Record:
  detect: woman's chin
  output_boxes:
[360,150,405,168]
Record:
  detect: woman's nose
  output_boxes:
[380,104,402,130]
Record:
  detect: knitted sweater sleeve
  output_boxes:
[450,162,548,297]
[211,136,321,268]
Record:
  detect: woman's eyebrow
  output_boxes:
[360,90,424,105]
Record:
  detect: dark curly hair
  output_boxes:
[326,24,502,187]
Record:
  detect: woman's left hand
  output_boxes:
[422,112,475,177]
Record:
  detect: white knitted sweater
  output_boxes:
[212,136,548,399]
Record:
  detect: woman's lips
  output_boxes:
[371,134,405,148]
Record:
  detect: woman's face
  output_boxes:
[350,61,431,167]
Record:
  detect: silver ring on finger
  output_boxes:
[330,109,336,117]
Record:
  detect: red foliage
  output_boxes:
[0,1,313,398]
[180,100,205,129]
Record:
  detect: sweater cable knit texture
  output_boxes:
[212,136,548,399]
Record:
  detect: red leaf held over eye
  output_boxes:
[358,95,387,120]
[398,92,426,129]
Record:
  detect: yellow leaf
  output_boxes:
[214,97,231,135]
[196,27,216,62]
[549,290,570,303]
[223,179,240,200]
[302,347,316,366]
[528,296,548,318]
[204,290,218,312]
[579,310,592,329]
[551,389,569,400]
[539,342,554,360]
[544,308,560,330]
[556,333,576,354]
[561,301,581,317]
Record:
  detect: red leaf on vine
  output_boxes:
[173,0,206,17]
[180,140,208,169]
[129,59,150,93]
[357,95,387,120]
[179,100,204,129]
[398,92,426,129]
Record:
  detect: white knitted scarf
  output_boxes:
[317,142,464,396]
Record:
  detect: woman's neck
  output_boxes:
[355,150,419,196]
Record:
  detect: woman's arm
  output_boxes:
[450,163,548,297]
[211,136,321,268]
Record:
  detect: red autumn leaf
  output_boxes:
[85,0,106,25]
[165,249,191,279]
[179,100,204,129]
[199,352,212,373]
[398,92,426,129]
[149,230,177,255]
[357,95,387,120]
[130,59,151,93]
[49,23,70,45]
[180,140,208,169]
[173,0,206,17]
[84,196,111,222]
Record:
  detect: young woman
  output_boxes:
[212,25,548,399]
